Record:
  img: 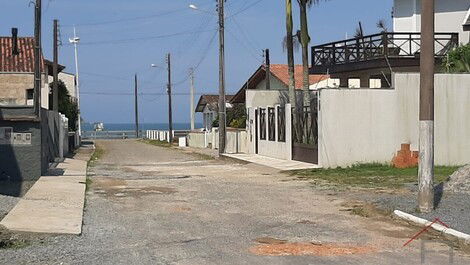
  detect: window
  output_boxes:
[268,107,275,141]
[259,108,266,140]
[26,89,34,106]
[26,89,34,100]
[277,106,286,142]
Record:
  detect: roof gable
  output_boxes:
[464,7,470,30]
[196,94,234,112]
[0,37,44,73]
[230,64,329,104]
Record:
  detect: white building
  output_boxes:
[393,0,470,43]
[195,94,233,131]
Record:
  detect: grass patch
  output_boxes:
[85,177,93,192]
[139,139,172,148]
[88,143,104,167]
[292,163,459,189]
[0,228,29,249]
[0,239,29,249]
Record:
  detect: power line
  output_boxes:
[62,28,218,46]
[61,7,189,27]
[81,92,204,96]
[226,0,265,20]
[226,27,263,63]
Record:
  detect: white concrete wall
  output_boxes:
[245,89,289,109]
[247,104,292,160]
[318,73,470,168]
[187,132,208,148]
[393,0,470,43]
[209,128,247,154]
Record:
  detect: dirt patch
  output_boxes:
[250,239,376,256]
[255,237,288,245]
[171,206,192,212]
[297,220,317,225]
[93,178,177,198]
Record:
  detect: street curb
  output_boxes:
[219,154,252,165]
[394,210,470,244]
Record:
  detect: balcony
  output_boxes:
[310,32,459,74]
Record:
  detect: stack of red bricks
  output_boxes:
[392,143,419,168]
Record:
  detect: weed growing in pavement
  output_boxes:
[138,139,172,148]
[88,144,105,167]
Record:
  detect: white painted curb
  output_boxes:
[394,210,470,244]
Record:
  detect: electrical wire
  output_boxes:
[62,28,217,46]
[61,7,189,27]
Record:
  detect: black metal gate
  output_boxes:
[292,98,318,164]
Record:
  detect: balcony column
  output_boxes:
[339,77,348,88]
[360,75,370,88]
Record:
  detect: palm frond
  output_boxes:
[377,19,388,32]
[282,34,301,52]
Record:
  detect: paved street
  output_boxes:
[1,140,469,264]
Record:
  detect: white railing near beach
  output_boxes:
[145,130,190,142]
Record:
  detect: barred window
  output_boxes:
[277,106,286,142]
[259,108,266,140]
[268,107,275,141]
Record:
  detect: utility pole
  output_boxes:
[134,74,139,138]
[217,0,226,155]
[418,0,435,213]
[52,19,58,113]
[33,0,42,117]
[69,27,81,137]
[189,68,195,131]
[166,53,173,143]
[265,49,271,90]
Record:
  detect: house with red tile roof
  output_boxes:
[0,35,54,108]
[230,64,336,105]
[225,64,336,164]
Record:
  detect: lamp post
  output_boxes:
[69,27,81,137]
[189,2,226,154]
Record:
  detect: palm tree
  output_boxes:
[285,0,297,110]
[296,0,328,107]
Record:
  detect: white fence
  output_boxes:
[146,130,173,142]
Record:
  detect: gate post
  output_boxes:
[286,104,292,160]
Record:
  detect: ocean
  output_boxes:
[82,123,202,132]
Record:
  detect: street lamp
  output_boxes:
[188,4,217,15]
[190,1,226,155]
[69,27,82,138]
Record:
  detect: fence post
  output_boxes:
[286,104,292,160]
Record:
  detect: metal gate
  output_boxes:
[292,97,318,164]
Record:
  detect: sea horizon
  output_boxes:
[82,122,202,132]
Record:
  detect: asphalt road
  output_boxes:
[1,139,469,264]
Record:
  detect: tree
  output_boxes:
[285,0,297,111]
[443,44,470,73]
[212,104,247,129]
[49,80,79,131]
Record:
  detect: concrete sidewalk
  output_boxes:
[0,145,93,235]
[222,153,321,170]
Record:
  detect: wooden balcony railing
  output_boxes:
[311,32,459,68]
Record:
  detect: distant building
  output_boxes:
[393,0,470,43]
[195,95,233,131]
[48,71,77,101]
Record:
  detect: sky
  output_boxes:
[1,0,393,124]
